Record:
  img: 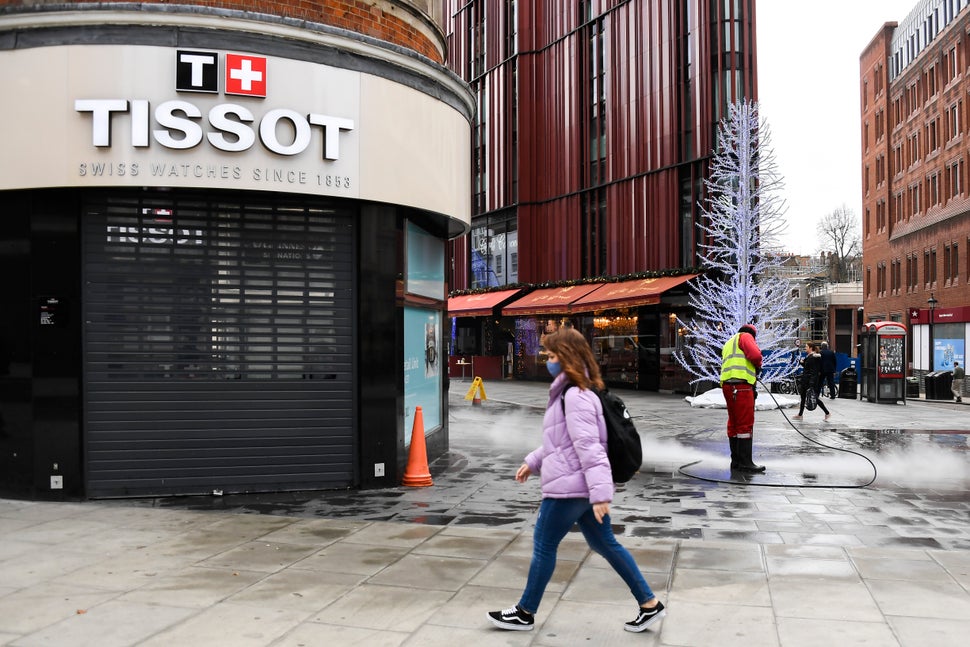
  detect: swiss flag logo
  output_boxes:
[225,54,267,97]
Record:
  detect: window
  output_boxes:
[928,117,940,153]
[906,254,918,292]
[910,182,921,217]
[948,158,964,198]
[586,13,607,186]
[928,171,941,207]
[503,0,517,58]
[946,45,959,84]
[891,259,901,294]
[947,101,962,140]
[907,82,920,116]
[909,131,921,165]
[469,211,518,289]
[943,243,960,285]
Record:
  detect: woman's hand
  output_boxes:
[593,502,610,524]
[515,463,532,483]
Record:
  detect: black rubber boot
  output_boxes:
[729,437,739,470]
[736,438,765,473]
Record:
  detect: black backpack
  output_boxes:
[561,385,643,483]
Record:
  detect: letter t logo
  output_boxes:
[176,50,218,93]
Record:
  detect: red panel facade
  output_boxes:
[444,0,758,289]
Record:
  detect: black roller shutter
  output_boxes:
[82,191,355,497]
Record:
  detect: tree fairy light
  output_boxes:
[675,101,799,385]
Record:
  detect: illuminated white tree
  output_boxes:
[676,100,799,385]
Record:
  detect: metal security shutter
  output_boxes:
[82,191,355,497]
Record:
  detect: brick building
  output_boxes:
[861,0,970,380]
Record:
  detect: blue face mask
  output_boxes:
[547,360,562,377]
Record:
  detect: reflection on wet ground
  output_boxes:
[119,393,970,551]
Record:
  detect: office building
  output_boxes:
[443,0,758,390]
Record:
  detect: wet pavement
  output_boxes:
[0,380,969,645]
[124,380,970,551]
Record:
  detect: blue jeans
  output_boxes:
[518,497,656,613]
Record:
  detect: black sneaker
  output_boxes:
[624,601,666,632]
[487,605,534,631]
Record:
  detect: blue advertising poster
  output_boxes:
[406,221,445,300]
[934,338,965,370]
[404,307,441,444]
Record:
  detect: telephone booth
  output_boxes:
[860,321,907,404]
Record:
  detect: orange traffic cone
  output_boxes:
[402,406,433,487]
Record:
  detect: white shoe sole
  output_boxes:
[624,609,666,632]
[487,613,533,631]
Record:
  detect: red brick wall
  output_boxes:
[0,0,444,62]
[861,16,970,324]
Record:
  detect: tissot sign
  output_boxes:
[0,41,471,224]
[75,50,355,160]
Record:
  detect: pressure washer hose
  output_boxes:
[676,379,878,489]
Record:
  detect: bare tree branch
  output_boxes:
[816,204,861,282]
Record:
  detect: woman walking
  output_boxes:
[487,327,665,633]
[792,342,830,421]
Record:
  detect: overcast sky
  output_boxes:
[756,0,917,255]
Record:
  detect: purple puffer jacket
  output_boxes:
[523,373,614,503]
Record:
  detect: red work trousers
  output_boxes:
[722,383,755,439]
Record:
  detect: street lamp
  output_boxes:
[928,293,938,371]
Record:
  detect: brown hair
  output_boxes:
[542,328,605,391]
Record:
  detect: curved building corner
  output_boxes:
[0,1,474,499]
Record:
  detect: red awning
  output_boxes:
[447,289,522,317]
[569,274,698,312]
[501,284,603,315]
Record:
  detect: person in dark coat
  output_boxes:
[818,341,837,399]
[793,342,830,420]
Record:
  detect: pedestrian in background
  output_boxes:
[720,324,765,472]
[819,341,837,399]
[952,361,965,403]
[793,342,831,421]
[487,327,666,634]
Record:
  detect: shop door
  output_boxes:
[0,206,32,494]
[82,191,355,497]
